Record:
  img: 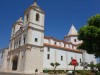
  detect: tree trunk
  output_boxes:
[54,66,56,75]
[73,66,75,75]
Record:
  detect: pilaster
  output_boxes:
[2,50,8,71]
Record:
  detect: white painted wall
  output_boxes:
[56,49,67,69]
[43,47,55,69]
[84,52,97,64]
[43,46,83,70]
[31,30,43,46]
[0,52,3,68]
[67,52,83,70]
[44,39,49,43]
[64,36,82,45]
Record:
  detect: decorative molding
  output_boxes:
[8,44,44,55]
[29,22,44,27]
[44,43,82,53]
[24,6,45,16]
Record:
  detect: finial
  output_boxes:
[31,0,39,7]
[17,16,23,22]
[72,23,74,26]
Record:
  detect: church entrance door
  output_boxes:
[12,55,18,71]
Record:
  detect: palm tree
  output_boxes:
[50,62,60,75]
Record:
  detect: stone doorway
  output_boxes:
[12,55,18,71]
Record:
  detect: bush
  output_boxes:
[68,70,92,75]
[97,71,100,75]
[43,70,66,74]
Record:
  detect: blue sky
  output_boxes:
[0,0,100,49]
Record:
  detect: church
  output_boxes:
[0,1,97,74]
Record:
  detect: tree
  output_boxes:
[50,62,60,75]
[95,63,100,71]
[69,59,78,75]
[88,61,96,72]
[78,14,100,57]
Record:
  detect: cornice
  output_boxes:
[12,22,23,28]
[44,43,82,54]
[28,25,44,32]
[44,36,77,46]
[64,35,78,38]
[10,28,26,41]
[24,6,45,16]
[8,44,43,55]
[29,22,44,27]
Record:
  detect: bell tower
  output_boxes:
[23,0,45,74]
[64,24,82,44]
[24,0,45,46]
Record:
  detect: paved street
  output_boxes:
[0,72,33,75]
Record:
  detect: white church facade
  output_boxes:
[0,1,97,74]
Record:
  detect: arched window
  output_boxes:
[74,39,77,42]
[10,43,12,50]
[12,27,15,35]
[36,13,40,21]
[61,56,63,61]
[23,34,26,44]
[19,37,21,46]
[26,13,29,21]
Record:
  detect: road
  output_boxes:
[0,72,33,75]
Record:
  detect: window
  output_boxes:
[23,34,26,44]
[10,43,12,50]
[74,39,77,42]
[47,54,50,59]
[80,58,82,63]
[35,38,38,42]
[71,57,73,60]
[26,13,29,21]
[19,37,21,46]
[47,47,50,52]
[61,56,63,61]
[54,42,56,45]
[12,28,15,34]
[36,13,40,21]
[20,27,23,29]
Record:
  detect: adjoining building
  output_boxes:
[0,1,97,74]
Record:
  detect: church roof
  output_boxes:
[31,0,39,7]
[29,0,44,14]
[67,24,78,36]
[16,17,23,23]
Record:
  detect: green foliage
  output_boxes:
[50,62,60,74]
[75,70,91,75]
[55,62,60,66]
[78,14,100,57]
[43,70,66,74]
[97,71,100,75]
[50,62,60,67]
[96,63,100,71]
[88,63,96,70]
[88,14,100,27]
[69,62,72,65]
[50,63,54,67]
